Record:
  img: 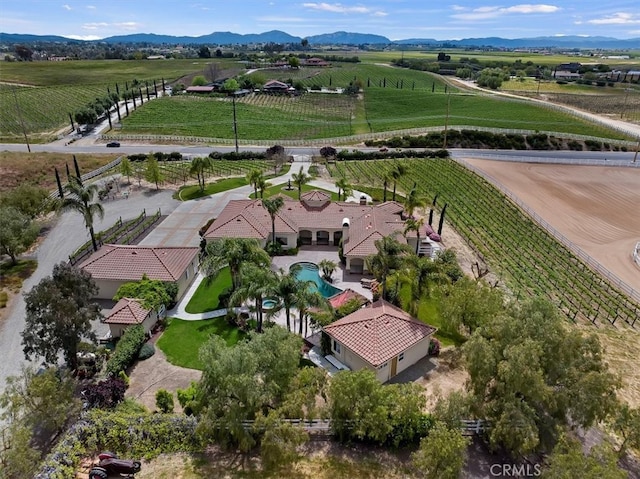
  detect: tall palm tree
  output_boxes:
[404,217,425,255]
[390,163,408,201]
[318,259,337,283]
[274,265,304,332]
[246,169,264,198]
[262,196,285,248]
[230,263,278,333]
[365,234,411,300]
[201,238,270,290]
[190,156,213,192]
[291,166,311,200]
[381,170,391,202]
[403,187,426,217]
[335,177,352,201]
[405,254,448,301]
[295,287,327,337]
[256,176,271,198]
[61,176,105,252]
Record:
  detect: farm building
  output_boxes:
[263,80,291,93]
[104,297,163,338]
[203,191,440,274]
[323,300,437,382]
[79,245,200,300]
[186,86,215,94]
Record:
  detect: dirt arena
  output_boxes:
[464,159,640,292]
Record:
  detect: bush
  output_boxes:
[428,338,441,357]
[106,325,146,375]
[155,389,174,413]
[177,382,198,415]
[83,377,127,409]
[138,342,156,360]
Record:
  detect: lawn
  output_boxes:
[250,183,339,201]
[185,268,232,314]
[157,316,244,370]
[177,177,248,201]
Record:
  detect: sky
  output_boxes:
[1,1,639,41]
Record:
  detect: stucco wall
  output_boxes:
[108,309,159,338]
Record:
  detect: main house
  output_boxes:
[203,190,440,274]
[79,245,200,301]
[323,299,437,382]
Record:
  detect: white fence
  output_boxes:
[456,158,640,307]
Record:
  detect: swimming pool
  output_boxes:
[290,262,342,298]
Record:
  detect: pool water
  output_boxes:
[262,299,278,310]
[291,262,342,298]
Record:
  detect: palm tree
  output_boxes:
[262,196,285,249]
[291,166,311,200]
[381,170,391,202]
[335,177,352,201]
[365,234,411,300]
[404,217,425,255]
[403,187,426,217]
[61,176,105,252]
[274,265,304,331]
[295,287,327,337]
[189,156,212,192]
[230,263,278,333]
[318,259,337,283]
[390,163,408,201]
[405,254,448,301]
[246,169,264,198]
[201,238,270,290]
[256,177,271,198]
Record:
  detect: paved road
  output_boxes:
[0,189,179,396]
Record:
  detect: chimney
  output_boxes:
[342,217,350,242]
[359,195,367,205]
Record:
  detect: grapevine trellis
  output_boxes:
[157,159,274,186]
[328,158,639,328]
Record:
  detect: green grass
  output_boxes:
[157,316,244,370]
[185,268,232,314]
[250,183,339,201]
[0,259,38,293]
[177,177,248,201]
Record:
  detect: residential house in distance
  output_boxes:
[323,300,437,382]
[262,80,292,94]
[79,245,200,301]
[203,191,440,274]
[185,86,215,94]
[304,57,330,67]
[104,297,162,338]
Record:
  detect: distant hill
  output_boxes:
[1,31,638,49]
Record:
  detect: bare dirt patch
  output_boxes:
[126,333,201,412]
[464,159,640,407]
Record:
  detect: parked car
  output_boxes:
[106,141,120,148]
[89,452,141,478]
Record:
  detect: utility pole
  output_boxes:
[12,85,31,152]
[232,94,239,153]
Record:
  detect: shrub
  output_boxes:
[155,389,174,413]
[428,338,441,357]
[177,382,198,415]
[83,377,127,409]
[118,370,130,386]
[106,325,146,375]
[138,342,156,360]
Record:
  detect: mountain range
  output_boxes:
[1,31,639,49]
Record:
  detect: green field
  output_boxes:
[2,55,638,142]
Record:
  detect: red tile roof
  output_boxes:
[324,300,436,367]
[79,245,199,282]
[328,288,368,309]
[204,191,410,258]
[105,298,151,325]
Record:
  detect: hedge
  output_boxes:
[106,325,146,375]
[35,411,203,479]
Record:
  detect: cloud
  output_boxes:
[82,21,141,31]
[87,5,96,9]
[302,3,379,15]
[62,4,71,10]
[452,4,559,21]
[587,13,640,25]
[65,34,102,40]
[82,22,109,30]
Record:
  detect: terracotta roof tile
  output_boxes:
[79,245,198,282]
[324,300,436,366]
[328,289,368,309]
[105,298,151,325]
